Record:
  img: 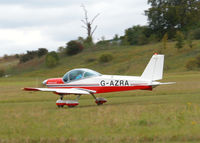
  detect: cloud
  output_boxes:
[0,0,85,8]
[0,5,82,28]
[0,0,149,56]
[0,28,64,55]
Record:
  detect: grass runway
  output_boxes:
[0,72,200,142]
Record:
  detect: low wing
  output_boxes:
[23,87,96,95]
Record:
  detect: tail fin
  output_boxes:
[141,54,164,81]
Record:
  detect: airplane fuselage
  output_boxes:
[44,75,153,94]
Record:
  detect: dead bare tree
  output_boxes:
[81,4,100,43]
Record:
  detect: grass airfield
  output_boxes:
[0,72,200,143]
[1,41,200,142]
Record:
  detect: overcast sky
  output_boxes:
[0,0,149,56]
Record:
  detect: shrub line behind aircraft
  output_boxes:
[24,53,175,108]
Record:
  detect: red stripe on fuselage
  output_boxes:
[48,86,152,94]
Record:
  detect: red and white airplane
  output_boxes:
[24,54,174,108]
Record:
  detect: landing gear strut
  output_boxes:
[91,93,107,105]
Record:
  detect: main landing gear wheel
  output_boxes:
[91,93,107,105]
[56,99,66,108]
[56,95,81,108]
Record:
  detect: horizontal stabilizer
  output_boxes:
[158,82,176,85]
[150,81,176,87]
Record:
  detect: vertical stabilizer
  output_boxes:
[141,54,164,81]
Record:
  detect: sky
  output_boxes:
[0,0,149,56]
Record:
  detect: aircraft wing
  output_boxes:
[23,87,96,95]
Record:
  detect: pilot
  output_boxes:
[75,74,82,80]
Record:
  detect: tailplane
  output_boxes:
[141,54,164,81]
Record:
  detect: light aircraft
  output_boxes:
[24,54,174,108]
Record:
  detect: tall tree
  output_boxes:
[145,0,200,38]
[81,4,100,43]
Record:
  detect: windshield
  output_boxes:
[63,68,101,83]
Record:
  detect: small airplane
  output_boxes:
[24,54,174,108]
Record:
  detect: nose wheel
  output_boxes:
[95,97,107,105]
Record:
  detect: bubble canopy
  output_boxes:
[63,68,102,83]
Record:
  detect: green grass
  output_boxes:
[0,72,200,142]
[0,41,200,142]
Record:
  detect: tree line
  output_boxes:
[17,0,200,69]
[97,0,200,47]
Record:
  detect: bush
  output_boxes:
[57,46,65,54]
[3,54,8,59]
[99,54,113,63]
[19,54,31,63]
[187,36,193,48]
[196,55,200,67]
[0,69,5,77]
[15,54,19,59]
[19,50,38,63]
[66,41,84,56]
[162,33,168,49]
[137,34,148,45]
[45,51,59,68]
[38,48,48,57]
[185,59,198,70]
[175,31,184,49]
[186,55,200,70]
[86,58,96,63]
[148,34,159,43]
[192,28,200,40]
[19,48,48,63]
